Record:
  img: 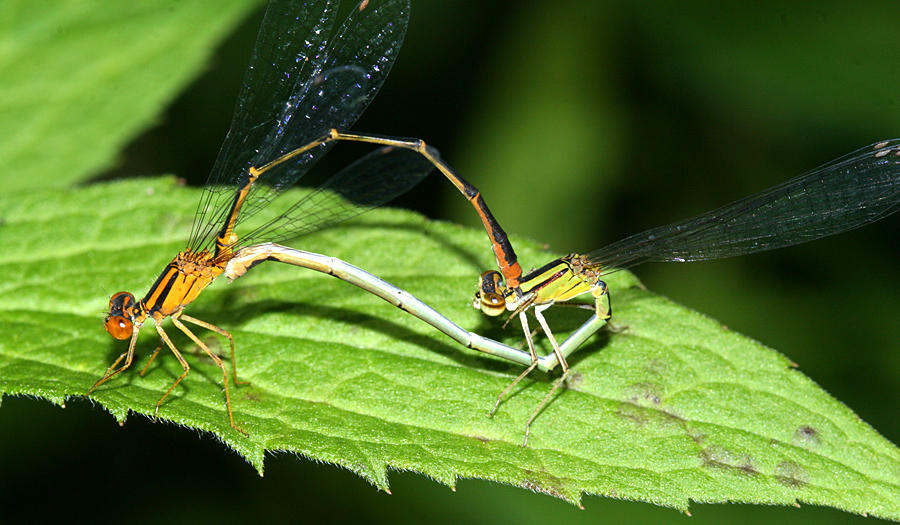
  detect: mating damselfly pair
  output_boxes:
[89,0,899,444]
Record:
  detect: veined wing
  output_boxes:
[584,139,900,273]
[239,145,438,246]
[188,0,411,252]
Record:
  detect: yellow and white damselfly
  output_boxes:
[473,139,900,444]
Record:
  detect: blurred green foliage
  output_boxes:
[1,0,897,523]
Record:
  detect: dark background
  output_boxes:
[3,1,898,523]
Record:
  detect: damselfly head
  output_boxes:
[105,292,136,340]
[473,270,507,317]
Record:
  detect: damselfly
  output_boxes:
[89,0,532,434]
[473,140,900,444]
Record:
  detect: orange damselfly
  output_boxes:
[88,0,525,434]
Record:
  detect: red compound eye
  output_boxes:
[105,315,132,340]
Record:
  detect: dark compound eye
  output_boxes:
[108,291,135,314]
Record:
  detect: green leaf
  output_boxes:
[1,177,898,519]
[0,0,259,191]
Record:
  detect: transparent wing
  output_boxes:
[237,146,435,246]
[585,139,900,273]
[188,0,411,251]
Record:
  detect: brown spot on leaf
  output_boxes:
[793,425,820,447]
[699,446,757,476]
[521,479,565,500]
[624,382,662,406]
[740,462,758,475]
[775,461,808,488]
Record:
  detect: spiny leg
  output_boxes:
[521,304,592,347]
[172,314,247,436]
[523,303,571,447]
[87,327,140,394]
[153,322,191,422]
[488,311,540,417]
[180,313,250,387]
[513,324,542,351]
[139,338,164,377]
